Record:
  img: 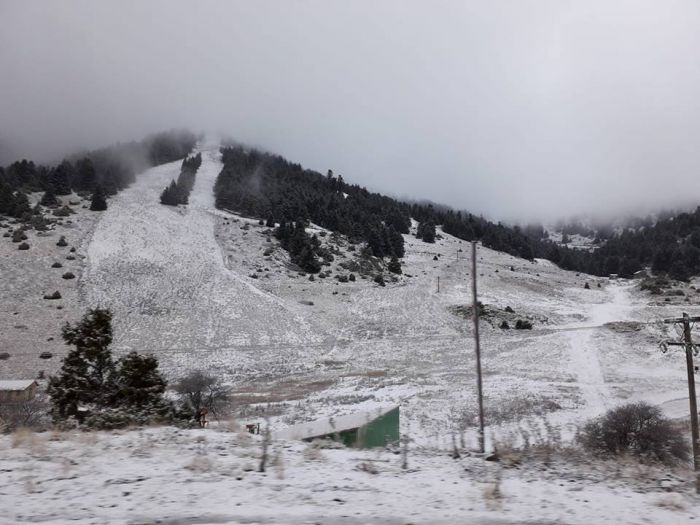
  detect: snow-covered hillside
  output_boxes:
[2,141,699,437]
[2,139,700,523]
[82,146,325,372]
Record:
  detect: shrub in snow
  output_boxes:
[17,242,29,250]
[52,205,74,217]
[56,235,68,247]
[514,319,532,330]
[387,256,402,275]
[51,262,63,268]
[66,255,76,260]
[499,321,510,330]
[0,352,9,360]
[62,272,75,280]
[374,274,386,287]
[43,291,61,300]
[83,403,171,430]
[579,402,688,465]
[11,229,27,242]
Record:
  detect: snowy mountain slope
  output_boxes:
[2,139,699,447]
[0,193,101,378]
[3,140,700,524]
[81,145,327,375]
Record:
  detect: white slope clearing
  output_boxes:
[83,145,325,376]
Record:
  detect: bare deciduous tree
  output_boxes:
[174,370,231,421]
[0,394,50,432]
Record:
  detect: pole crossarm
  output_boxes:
[664,316,700,324]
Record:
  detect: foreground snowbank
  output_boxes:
[1,425,697,524]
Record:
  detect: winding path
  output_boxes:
[563,283,635,415]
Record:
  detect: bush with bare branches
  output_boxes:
[0,394,50,433]
[174,370,231,422]
[579,402,689,465]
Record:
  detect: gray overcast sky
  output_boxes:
[2,0,700,222]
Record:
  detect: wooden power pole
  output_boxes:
[661,313,700,493]
[471,241,485,453]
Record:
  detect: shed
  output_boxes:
[274,405,399,448]
[0,380,38,403]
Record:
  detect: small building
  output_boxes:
[0,380,38,403]
[274,405,400,448]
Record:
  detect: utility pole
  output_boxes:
[661,313,700,493]
[471,241,485,453]
[437,276,440,293]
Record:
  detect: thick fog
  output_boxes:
[2,0,700,222]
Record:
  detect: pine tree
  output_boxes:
[89,185,108,211]
[416,220,436,243]
[40,189,59,207]
[0,183,14,215]
[74,158,96,193]
[160,180,180,206]
[47,309,116,419]
[114,352,166,408]
[388,256,402,274]
[295,245,321,273]
[49,161,73,195]
[11,192,31,218]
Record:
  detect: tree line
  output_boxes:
[0,130,198,219]
[211,144,700,281]
[215,146,409,262]
[160,152,203,206]
[550,208,700,281]
[45,308,230,430]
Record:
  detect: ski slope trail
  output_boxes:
[82,144,325,375]
[563,282,635,416]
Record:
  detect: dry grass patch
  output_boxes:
[184,455,214,473]
[233,378,335,406]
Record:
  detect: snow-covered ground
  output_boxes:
[1,425,698,525]
[2,139,700,523]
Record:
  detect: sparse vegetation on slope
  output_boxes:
[213,146,555,269]
[212,143,700,281]
[0,130,197,220]
[214,147,408,264]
